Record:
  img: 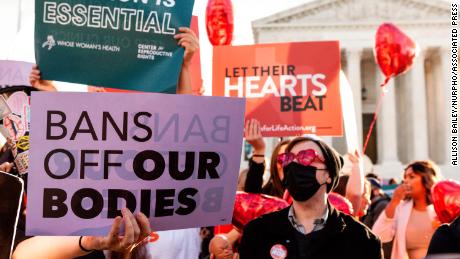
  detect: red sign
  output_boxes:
[213,41,342,137]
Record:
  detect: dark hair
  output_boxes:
[405,160,440,205]
[285,136,344,192]
[388,178,399,185]
[237,169,249,192]
[268,139,290,197]
[365,172,381,181]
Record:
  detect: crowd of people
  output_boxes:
[1,25,459,259]
[205,121,460,259]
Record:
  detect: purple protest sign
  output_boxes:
[27,92,245,236]
[0,60,33,87]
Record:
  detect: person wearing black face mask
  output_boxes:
[239,136,383,259]
[283,162,328,202]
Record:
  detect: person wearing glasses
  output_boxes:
[238,136,383,259]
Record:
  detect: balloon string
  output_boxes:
[362,79,390,154]
[380,76,391,87]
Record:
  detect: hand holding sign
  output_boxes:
[29,65,56,92]
[97,26,200,94]
[175,27,200,69]
[175,27,200,94]
[82,208,151,253]
[13,209,151,258]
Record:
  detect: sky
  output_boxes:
[194,0,313,94]
[0,0,312,92]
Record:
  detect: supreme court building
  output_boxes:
[251,0,456,179]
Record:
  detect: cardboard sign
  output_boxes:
[27,92,245,236]
[35,0,195,93]
[0,60,33,88]
[213,41,342,137]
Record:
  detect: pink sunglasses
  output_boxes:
[277,149,325,167]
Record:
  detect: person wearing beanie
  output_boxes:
[239,136,383,259]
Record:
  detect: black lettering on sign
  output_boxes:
[104,150,123,179]
[155,189,175,217]
[102,111,128,141]
[70,111,98,141]
[44,149,75,179]
[107,189,136,218]
[46,111,67,140]
[133,150,165,180]
[140,189,151,217]
[169,152,195,180]
[198,152,220,179]
[175,188,198,215]
[43,188,68,218]
[71,188,103,219]
[133,112,152,142]
[80,150,99,179]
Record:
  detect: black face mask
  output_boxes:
[283,162,327,202]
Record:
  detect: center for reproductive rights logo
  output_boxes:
[42,35,56,50]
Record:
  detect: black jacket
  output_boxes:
[427,216,460,255]
[239,203,383,259]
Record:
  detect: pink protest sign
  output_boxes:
[27,92,245,236]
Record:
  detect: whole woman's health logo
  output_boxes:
[42,35,56,50]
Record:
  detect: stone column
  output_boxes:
[408,49,429,160]
[375,70,403,177]
[345,48,364,149]
[439,46,457,179]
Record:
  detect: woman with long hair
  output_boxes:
[260,138,290,197]
[243,119,289,198]
[372,160,441,259]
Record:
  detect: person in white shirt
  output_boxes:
[373,160,441,259]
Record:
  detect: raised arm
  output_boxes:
[345,150,364,216]
[175,27,199,94]
[243,119,266,194]
[372,185,408,243]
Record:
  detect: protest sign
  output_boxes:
[101,15,202,94]
[4,91,31,175]
[27,92,245,235]
[0,60,33,88]
[213,41,342,137]
[35,0,195,93]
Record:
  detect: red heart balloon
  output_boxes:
[328,192,354,216]
[374,23,418,84]
[232,191,289,231]
[432,180,460,223]
[206,0,234,46]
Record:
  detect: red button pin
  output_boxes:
[270,244,287,259]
